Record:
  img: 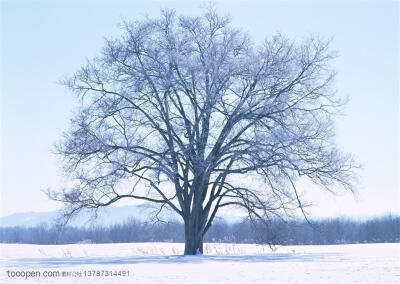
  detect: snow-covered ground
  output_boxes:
[1,242,399,283]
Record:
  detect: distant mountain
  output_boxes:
[0,210,60,228]
[0,204,176,228]
[0,204,243,228]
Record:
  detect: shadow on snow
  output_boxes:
[2,253,347,268]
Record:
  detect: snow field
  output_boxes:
[1,242,399,283]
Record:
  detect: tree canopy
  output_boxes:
[49,8,356,254]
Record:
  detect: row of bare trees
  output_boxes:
[1,215,398,245]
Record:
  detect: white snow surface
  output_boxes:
[1,242,399,283]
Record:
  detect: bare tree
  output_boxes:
[48,8,356,254]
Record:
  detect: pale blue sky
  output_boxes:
[1,1,399,217]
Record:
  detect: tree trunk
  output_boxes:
[183,178,209,255]
[184,217,204,255]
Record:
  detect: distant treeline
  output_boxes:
[0,215,399,245]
